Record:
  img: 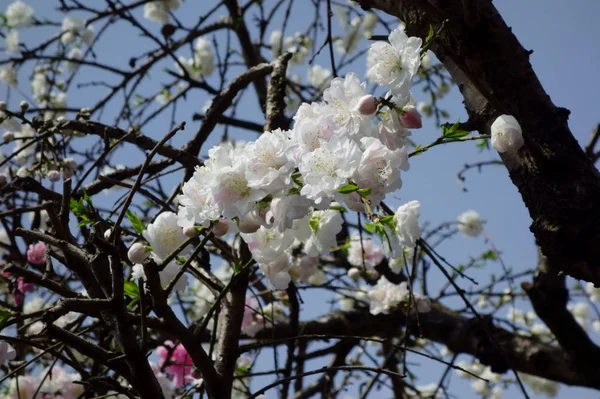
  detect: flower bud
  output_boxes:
[0,101,6,111]
[238,212,262,234]
[62,169,74,180]
[16,166,30,178]
[347,267,361,281]
[212,219,229,237]
[104,228,112,241]
[128,242,150,264]
[400,107,422,129]
[19,100,29,112]
[183,226,198,238]
[0,174,7,185]
[47,170,61,182]
[3,131,14,143]
[63,157,77,171]
[491,114,524,153]
[356,95,377,116]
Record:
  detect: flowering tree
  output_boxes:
[1,0,599,398]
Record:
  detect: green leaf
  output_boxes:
[330,205,347,212]
[444,129,470,139]
[69,197,86,217]
[357,188,372,197]
[379,215,394,226]
[426,25,435,44]
[82,190,92,206]
[481,250,497,261]
[123,280,140,299]
[337,184,358,194]
[126,210,145,235]
[0,308,12,330]
[364,223,375,233]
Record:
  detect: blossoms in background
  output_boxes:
[457,210,484,237]
[6,0,34,28]
[157,341,193,388]
[0,340,16,364]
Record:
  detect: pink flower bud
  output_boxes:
[17,277,34,293]
[47,170,61,182]
[27,242,46,265]
[127,242,149,264]
[356,95,377,116]
[3,131,14,143]
[400,107,422,129]
[212,219,229,237]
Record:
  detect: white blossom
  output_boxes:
[299,136,361,207]
[366,26,422,95]
[143,212,189,260]
[61,17,84,44]
[457,210,484,237]
[194,38,215,77]
[144,1,169,24]
[244,128,294,194]
[65,47,83,72]
[307,65,332,89]
[128,242,149,264]
[5,30,20,53]
[368,278,429,315]
[491,114,524,153]
[347,235,384,269]
[0,65,17,87]
[6,1,34,28]
[300,210,343,256]
[385,200,421,257]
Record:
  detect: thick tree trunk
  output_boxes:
[358,0,600,284]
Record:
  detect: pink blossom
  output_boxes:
[12,289,24,306]
[241,297,265,337]
[27,242,46,265]
[157,341,193,388]
[400,107,422,129]
[17,277,34,293]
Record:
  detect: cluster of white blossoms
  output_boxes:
[368,277,430,315]
[7,366,84,399]
[455,359,560,398]
[1,1,34,85]
[176,26,428,310]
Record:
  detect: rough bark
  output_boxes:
[357,0,600,284]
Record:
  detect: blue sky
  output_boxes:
[2,0,600,398]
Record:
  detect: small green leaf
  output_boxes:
[126,210,145,235]
[357,188,372,197]
[330,205,347,212]
[123,280,140,299]
[364,223,375,233]
[379,215,394,226]
[481,250,497,261]
[0,308,12,330]
[426,25,435,43]
[444,129,470,139]
[337,184,358,194]
[309,215,320,233]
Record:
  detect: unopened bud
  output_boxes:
[0,174,7,185]
[212,219,229,237]
[356,95,377,116]
[0,101,6,111]
[127,242,150,264]
[104,229,112,240]
[3,131,14,143]
[183,226,198,238]
[347,267,361,281]
[400,107,422,129]
[238,212,262,234]
[19,100,29,112]
[63,157,77,171]
[47,170,61,182]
